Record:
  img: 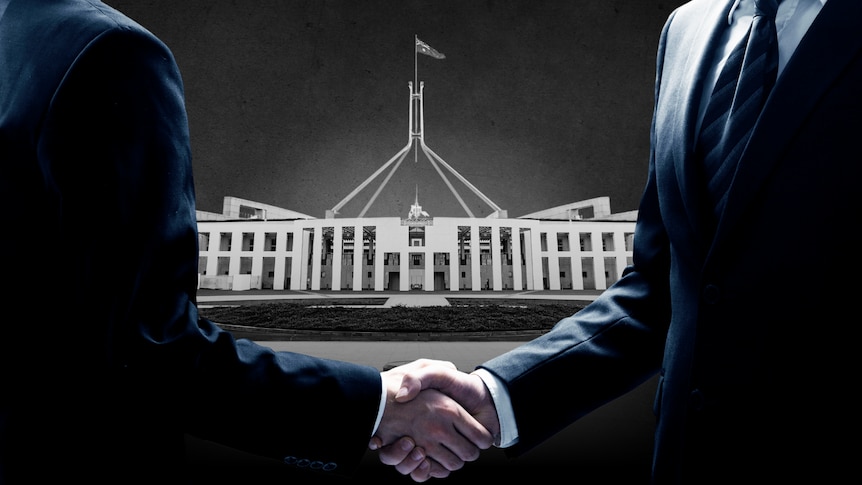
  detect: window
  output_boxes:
[198,232,210,251]
[557,233,570,251]
[602,232,614,251]
[265,232,277,251]
[241,232,254,251]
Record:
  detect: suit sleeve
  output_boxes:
[38,25,381,473]
[477,11,677,457]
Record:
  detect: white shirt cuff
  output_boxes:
[372,379,386,436]
[473,368,519,448]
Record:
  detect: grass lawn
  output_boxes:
[199,298,589,335]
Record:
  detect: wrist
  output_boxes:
[470,369,509,446]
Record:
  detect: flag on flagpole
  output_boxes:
[416,38,445,59]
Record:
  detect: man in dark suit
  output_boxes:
[380,0,861,482]
[0,1,493,482]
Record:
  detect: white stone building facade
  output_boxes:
[197,196,637,292]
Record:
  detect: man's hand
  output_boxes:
[372,359,501,481]
[370,436,446,481]
[375,360,494,478]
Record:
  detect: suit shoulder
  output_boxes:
[9,0,162,56]
[663,0,726,30]
[85,0,160,40]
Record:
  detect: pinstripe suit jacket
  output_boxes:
[480,1,862,482]
[0,1,381,482]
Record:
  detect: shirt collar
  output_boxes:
[726,0,828,25]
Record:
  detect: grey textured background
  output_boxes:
[104,0,686,219]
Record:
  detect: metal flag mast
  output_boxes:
[326,36,505,219]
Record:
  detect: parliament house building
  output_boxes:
[196,68,637,293]
[196,195,636,293]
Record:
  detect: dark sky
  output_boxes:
[105,0,687,218]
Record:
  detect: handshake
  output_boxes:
[371,359,503,482]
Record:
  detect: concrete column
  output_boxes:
[251,230,263,279]
[332,224,343,291]
[547,230,561,291]
[529,228,542,291]
[470,224,481,291]
[614,230,628,280]
[449,250,458,292]
[311,227,322,291]
[353,224,363,291]
[491,225,502,291]
[593,230,607,290]
[512,226,523,291]
[229,231,241,275]
[374,239,385,291]
[273,231,286,290]
[424,247,433,291]
[204,231,218,276]
[400,250,409,291]
[521,228,533,290]
[571,229,585,290]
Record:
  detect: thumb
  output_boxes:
[394,371,424,402]
[394,366,458,403]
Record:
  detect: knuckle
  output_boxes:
[463,448,480,462]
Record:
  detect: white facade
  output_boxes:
[196,198,636,292]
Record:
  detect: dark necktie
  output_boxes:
[697,0,779,218]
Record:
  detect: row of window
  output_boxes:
[199,230,635,253]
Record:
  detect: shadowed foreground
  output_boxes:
[186,297,656,483]
[187,375,657,484]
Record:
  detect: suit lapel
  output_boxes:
[662,0,734,242]
[716,0,862,242]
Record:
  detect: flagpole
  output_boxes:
[413,35,418,163]
[413,34,418,95]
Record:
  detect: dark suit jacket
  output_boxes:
[0,1,381,482]
[480,0,862,482]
